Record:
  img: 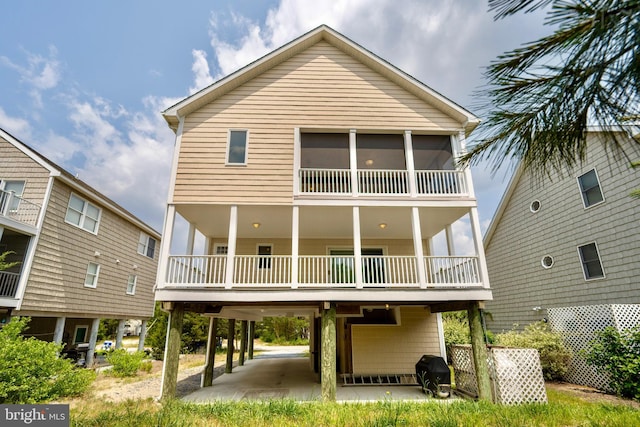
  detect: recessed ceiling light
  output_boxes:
[252,222,261,228]
[379,223,387,229]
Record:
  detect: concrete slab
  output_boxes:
[182,347,438,403]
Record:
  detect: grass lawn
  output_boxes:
[69,387,639,427]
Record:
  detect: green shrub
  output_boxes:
[495,321,571,381]
[140,360,153,373]
[0,317,95,403]
[105,349,146,377]
[584,326,640,400]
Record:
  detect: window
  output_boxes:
[258,244,272,269]
[84,262,100,288]
[578,242,605,280]
[577,169,604,208]
[215,245,228,255]
[138,232,156,259]
[126,275,137,295]
[530,200,541,213]
[73,325,88,344]
[65,193,101,233]
[541,255,554,268]
[0,180,26,211]
[226,130,248,164]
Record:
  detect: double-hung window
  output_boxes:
[577,169,604,208]
[226,130,248,165]
[84,262,100,288]
[578,242,605,280]
[138,232,156,259]
[65,193,101,233]
[126,275,137,295]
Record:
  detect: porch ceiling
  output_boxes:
[175,205,469,240]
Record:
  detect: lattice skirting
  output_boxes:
[547,304,640,392]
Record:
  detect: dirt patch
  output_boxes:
[546,382,640,408]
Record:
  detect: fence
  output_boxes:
[547,304,640,392]
[451,345,547,404]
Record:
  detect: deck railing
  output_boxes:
[164,255,481,288]
[0,189,41,227]
[0,271,20,298]
[298,169,467,196]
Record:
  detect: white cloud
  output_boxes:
[0,107,32,139]
[1,46,61,108]
[189,49,215,94]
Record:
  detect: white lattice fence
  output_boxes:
[451,345,547,404]
[547,304,640,392]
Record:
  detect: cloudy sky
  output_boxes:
[0,1,549,253]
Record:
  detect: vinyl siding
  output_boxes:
[20,179,157,318]
[351,307,440,374]
[0,137,50,205]
[174,41,462,204]
[485,134,640,332]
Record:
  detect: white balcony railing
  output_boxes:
[164,255,481,289]
[298,169,467,196]
[0,190,41,227]
[0,271,20,298]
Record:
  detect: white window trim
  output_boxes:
[84,262,100,288]
[126,275,137,295]
[541,255,554,269]
[225,129,249,166]
[530,200,541,213]
[137,232,157,259]
[73,325,88,344]
[214,244,228,255]
[65,193,102,234]
[577,241,606,281]
[576,168,605,209]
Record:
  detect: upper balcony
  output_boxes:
[0,189,41,229]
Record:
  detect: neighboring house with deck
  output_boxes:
[483,129,640,332]
[0,128,160,365]
[155,25,493,400]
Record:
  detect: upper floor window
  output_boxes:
[138,232,156,259]
[65,193,101,233]
[126,275,137,295]
[577,169,604,208]
[0,180,26,211]
[226,130,248,165]
[577,242,605,280]
[215,245,228,255]
[258,244,272,269]
[84,262,100,288]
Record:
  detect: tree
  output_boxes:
[462,0,640,176]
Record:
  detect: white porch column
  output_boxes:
[404,130,417,197]
[157,205,176,287]
[469,207,490,288]
[225,205,238,288]
[349,129,358,196]
[186,223,196,255]
[445,224,456,256]
[85,318,100,367]
[53,316,65,344]
[353,206,363,288]
[291,206,299,288]
[411,207,427,287]
[137,320,148,352]
[115,319,126,349]
[437,313,447,360]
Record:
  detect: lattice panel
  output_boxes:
[450,345,478,398]
[490,348,547,404]
[547,304,640,392]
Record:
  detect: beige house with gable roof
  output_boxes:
[0,128,160,365]
[155,25,493,400]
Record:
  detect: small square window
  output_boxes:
[578,242,604,280]
[84,262,100,288]
[577,169,604,208]
[226,130,248,164]
[138,232,157,259]
[65,193,101,233]
[126,275,137,295]
[215,245,228,255]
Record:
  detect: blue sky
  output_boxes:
[0,1,548,253]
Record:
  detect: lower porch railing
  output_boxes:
[0,271,20,298]
[165,255,481,288]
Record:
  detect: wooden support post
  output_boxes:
[115,319,126,349]
[321,303,336,402]
[161,302,184,400]
[225,319,236,374]
[468,301,492,401]
[202,317,218,387]
[85,318,100,368]
[239,320,248,366]
[248,321,255,360]
[137,320,147,352]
